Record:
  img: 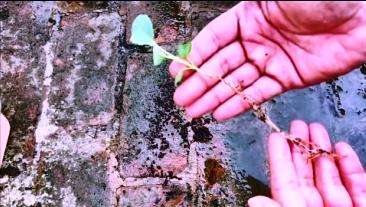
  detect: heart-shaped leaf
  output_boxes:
[0,113,10,167]
[153,46,166,66]
[177,41,192,58]
[130,15,155,46]
[174,70,185,87]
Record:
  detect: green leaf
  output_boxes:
[153,46,166,66]
[177,41,192,58]
[130,15,155,46]
[174,70,184,87]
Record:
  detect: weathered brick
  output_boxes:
[118,54,189,178]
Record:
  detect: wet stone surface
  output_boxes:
[226,68,366,185]
[1,1,366,207]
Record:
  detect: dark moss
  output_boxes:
[0,9,9,20]
[0,165,21,177]
[165,185,184,202]
[246,175,270,197]
[325,80,345,117]
[190,118,213,143]
[360,63,366,75]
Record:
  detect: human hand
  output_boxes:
[248,120,366,207]
[169,2,366,121]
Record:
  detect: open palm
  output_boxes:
[169,2,366,121]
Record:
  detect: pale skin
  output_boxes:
[169,1,366,207]
[250,120,366,207]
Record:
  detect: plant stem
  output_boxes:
[153,43,219,79]
[153,42,338,160]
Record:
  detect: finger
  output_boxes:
[213,76,284,121]
[268,132,306,207]
[173,41,246,107]
[290,120,313,185]
[310,123,353,207]
[0,113,11,166]
[290,120,323,207]
[169,3,241,77]
[335,142,366,207]
[248,196,281,207]
[185,63,260,118]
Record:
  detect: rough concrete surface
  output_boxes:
[0,1,365,207]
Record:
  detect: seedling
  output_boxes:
[130,14,339,161]
[130,15,215,86]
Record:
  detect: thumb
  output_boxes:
[248,196,281,207]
